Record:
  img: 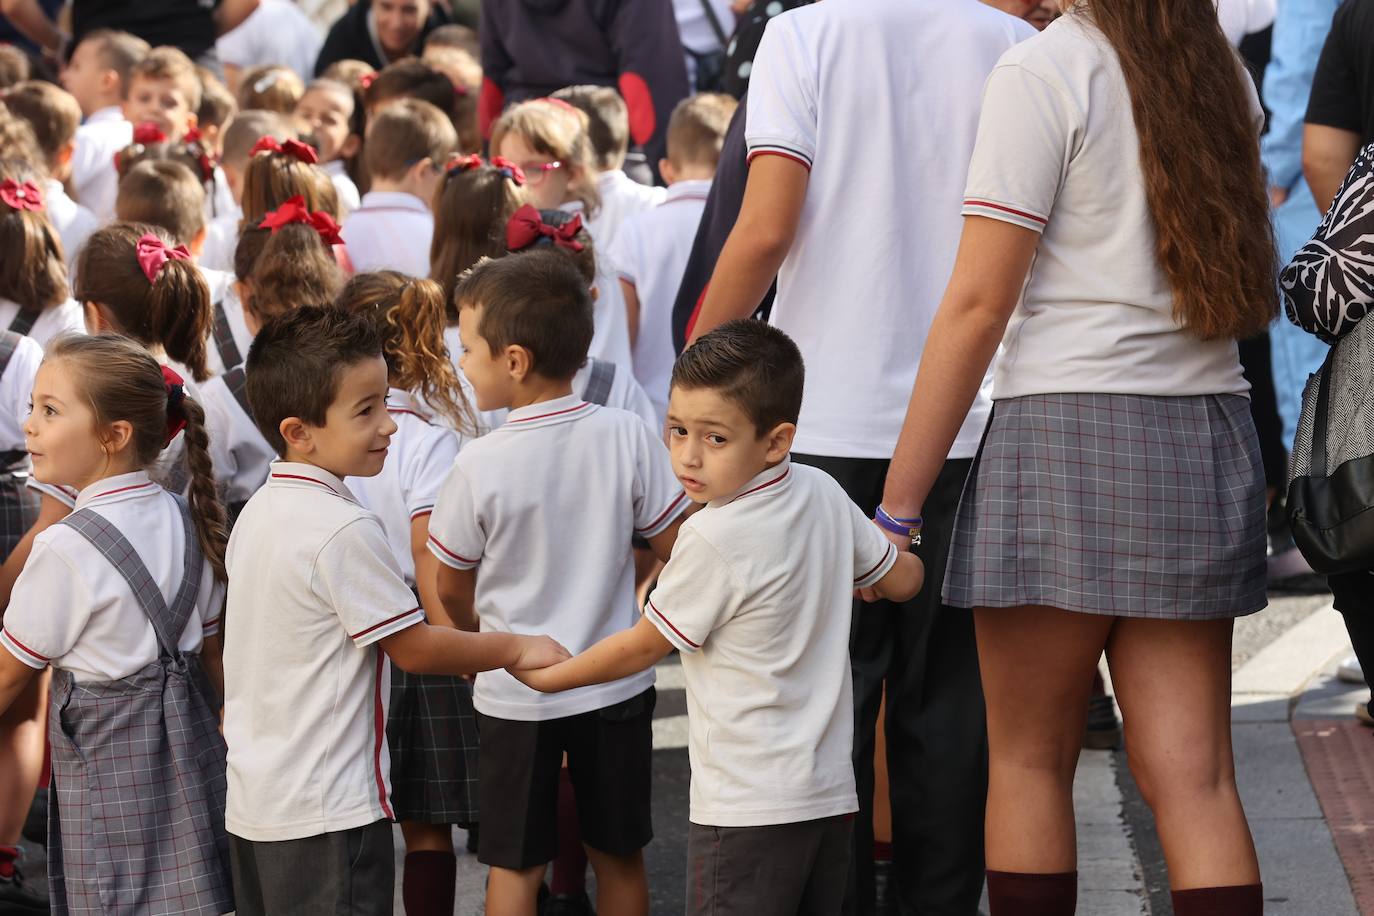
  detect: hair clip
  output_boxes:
[258,194,344,245]
[250,136,320,165]
[136,233,192,284]
[132,122,168,145]
[358,71,377,90]
[161,364,187,447]
[0,179,43,212]
[506,204,584,253]
[488,156,526,186]
[445,153,483,177]
[253,70,282,96]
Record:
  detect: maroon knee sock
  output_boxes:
[550,768,587,896]
[986,870,1077,916]
[1171,884,1263,916]
[402,850,456,916]
[0,844,18,880]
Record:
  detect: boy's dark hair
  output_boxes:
[550,85,628,171]
[423,24,479,58]
[364,97,456,181]
[245,306,384,456]
[671,319,804,437]
[454,249,593,381]
[81,30,150,89]
[666,93,737,171]
[116,159,206,243]
[364,58,454,117]
[220,109,295,170]
[3,81,81,169]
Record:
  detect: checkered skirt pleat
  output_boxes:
[943,393,1268,620]
[387,668,480,825]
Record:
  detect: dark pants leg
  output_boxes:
[230,820,395,916]
[794,454,988,916]
[1332,572,1374,694]
[685,816,852,916]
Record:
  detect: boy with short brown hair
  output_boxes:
[124,46,202,143]
[62,29,150,220]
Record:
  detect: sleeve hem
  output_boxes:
[636,491,688,537]
[350,607,426,648]
[746,146,813,170]
[645,600,700,654]
[854,542,898,589]
[962,197,1049,232]
[0,629,49,669]
[427,534,480,569]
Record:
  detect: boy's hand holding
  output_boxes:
[509,635,572,671]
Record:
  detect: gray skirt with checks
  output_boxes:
[943,392,1268,620]
[387,668,480,826]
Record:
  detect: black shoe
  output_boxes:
[22,789,46,847]
[873,858,898,916]
[0,861,49,914]
[544,892,595,916]
[464,823,479,855]
[1084,692,1122,751]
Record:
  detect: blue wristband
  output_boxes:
[874,505,923,542]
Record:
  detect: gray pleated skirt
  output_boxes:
[943,392,1268,620]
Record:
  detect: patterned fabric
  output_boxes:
[582,358,616,407]
[386,667,480,825]
[1282,140,1374,344]
[47,498,233,916]
[944,393,1268,620]
[212,301,243,373]
[0,330,38,562]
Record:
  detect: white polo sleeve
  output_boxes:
[427,461,484,569]
[631,420,687,538]
[1,334,40,434]
[961,64,1081,233]
[644,526,742,653]
[313,517,424,648]
[401,425,461,522]
[610,214,645,286]
[848,500,899,589]
[0,538,88,669]
[744,15,817,168]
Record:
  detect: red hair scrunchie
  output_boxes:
[445,153,484,177]
[0,179,43,212]
[488,156,526,186]
[136,233,192,284]
[258,194,344,246]
[161,364,187,447]
[250,136,320,165]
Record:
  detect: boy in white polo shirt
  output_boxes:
[427,249,687,916]
[222,306,569,916]
[515,319,924,914]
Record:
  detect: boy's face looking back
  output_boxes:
[284,355,397,479]
[666,385,793,504]
[61,40,116,116]
[123,74,196,141]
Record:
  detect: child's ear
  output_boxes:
[82,301,116,335]
[658,158,676,185]
[189,225,208,258]
[101,70,121,95]
[505,344,534,383]
[764,421,796,463]
[100,418,135,456]
[341,134,362,159]
[279,416,313,455]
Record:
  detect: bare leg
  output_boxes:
[485,864,546,916]
[586,847,649,916]
[0,670,46,846]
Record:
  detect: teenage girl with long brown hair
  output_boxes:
[878,2,1276,914]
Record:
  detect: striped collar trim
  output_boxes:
[74,471,160,511]
[500,395,595,431]
[267,461,358,503]
[710,458,793,509]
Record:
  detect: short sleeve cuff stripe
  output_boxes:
[428,534,480,569]
[350,607,425,646]
[746,145,813,170]
[646,600,700,653]
[636,492,688,537]
[855,542,898,589]
[0,629,49,669]
[409,507,434,521]
[202,616,222,636]
[962,198,1048,232]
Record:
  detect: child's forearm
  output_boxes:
[532,617,672,693]
[383,623,523,676]
[875,551,924,603]
[0,650,38,718]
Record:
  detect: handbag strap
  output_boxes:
[699,0,729,47]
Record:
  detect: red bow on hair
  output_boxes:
[488,156,526,186]
[0,179,43,212]
[132,122,167,145]
[136,233,192,284]
[451,80,470,98]
[160,364,187,447]
[250,136,320,165]
[183,125,202,145]
[506,204,585,253]
[258,194,344,245]
[181,126,217,183]
[358,72,377,90]
[445,153,483,176]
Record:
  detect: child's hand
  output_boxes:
[509,664,567,693]
[510,634,571,671]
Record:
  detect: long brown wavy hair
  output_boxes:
[1083,0,1277,339]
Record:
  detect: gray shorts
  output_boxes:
[686,814,852,915]
[229,819,394,916]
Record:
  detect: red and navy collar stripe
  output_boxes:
[728,466,791,505]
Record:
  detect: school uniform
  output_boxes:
[346,390,477,826]
[647,458,897,912]
[341,191,433,278]
[203,271,254,379]
[201,362,274,518]
[0,333,43,559]
[0,471,232,916]
[42,179,98,270]
[0,297,85,351]
[612,177,712,423]
[324,159,361,218]
[223,461,425,914]
[208,166,237,223]
[587,169,666,250]
[70,106,131,222]
[200,211,240,274]
[427,394,685,869]
[562,201,634,371]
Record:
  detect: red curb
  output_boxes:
[1293,719,1374,914]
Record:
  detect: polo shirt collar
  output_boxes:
[709,457,793,509]
[664,179,712,203]
[76,470,159,510]
[358,190,428,212]
[501,394,596,431]
[266,461,359,503]
[86,106,124,125]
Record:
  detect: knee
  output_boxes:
[1125,735,1234,810]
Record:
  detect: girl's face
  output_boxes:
[295,86,358,163]
[494,133,572,210]
[25,359,133,490]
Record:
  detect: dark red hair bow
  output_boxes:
[445,153,483,176]
[489,156,526,186]
[160,364,187,447]
[0,179,43,212]
[506,204,585,253]
[250,136,320,165]
[136,233,191,284]
[258,194,344,245]
[132,122,167,145]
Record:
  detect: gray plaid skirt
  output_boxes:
[387,668,480,826]
[943,392,1268,620]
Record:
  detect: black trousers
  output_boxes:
[793,454,988,916]
[1332,572,1374,702]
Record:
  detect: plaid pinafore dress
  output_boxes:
[46,497,233,916]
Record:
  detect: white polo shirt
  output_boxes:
[200,212,240,274]
[745,0,1033,459]
[612,178,712,423]
[324,160,362,218]
[428,395,685,721]
[587,169,666,250]
[71,106,131,223]
[562,201,635,372]
[43,179,98,270]
[216,0,323,81]
[1,472,224,682]
[223,461,425,841]
[0,298,85,350]
[962,13,1251,400]
[348,390,463,585]
[201,370,275,507]
[341,191,434,278]
[647,459,896,827]
[0,334,42,452]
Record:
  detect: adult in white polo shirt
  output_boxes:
[689,2,1033,911]
[880,3,1276,914]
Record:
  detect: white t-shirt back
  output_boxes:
[43,180,98,270]
[216,0,323,81]
[201,369,275,506]
[324,160,362,218]
[70,107,131,223]
[427,395,686,721]
[646,459,897,827]
[962,13,1252,400]
[588,170,667,251]
[0,334,42,452]
[745,0,1034,459]
[341,191,434,278]
[0,298,85,350]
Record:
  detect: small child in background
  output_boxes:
[198,108,297,272]
[0,160,84,349]
[614,93,736,424]
[195,65,238,161]
[223,306,568,915]
[3,81,99,266]
[491,99,633,371]
[428,250,685,916]
[0,47,29,90]
[516,321,923,915]
[423,23,481,59]
[551,85,665,248]
[421,45,481,153]
[362,58,455,122]
[235,64,305,115]
[123,46,202,144]
[0,334,234,916]
[61,29,148,221]
[320,58,376,95]
[294,79,363,216]
[343,98,455,278]
[335,271,478,916]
